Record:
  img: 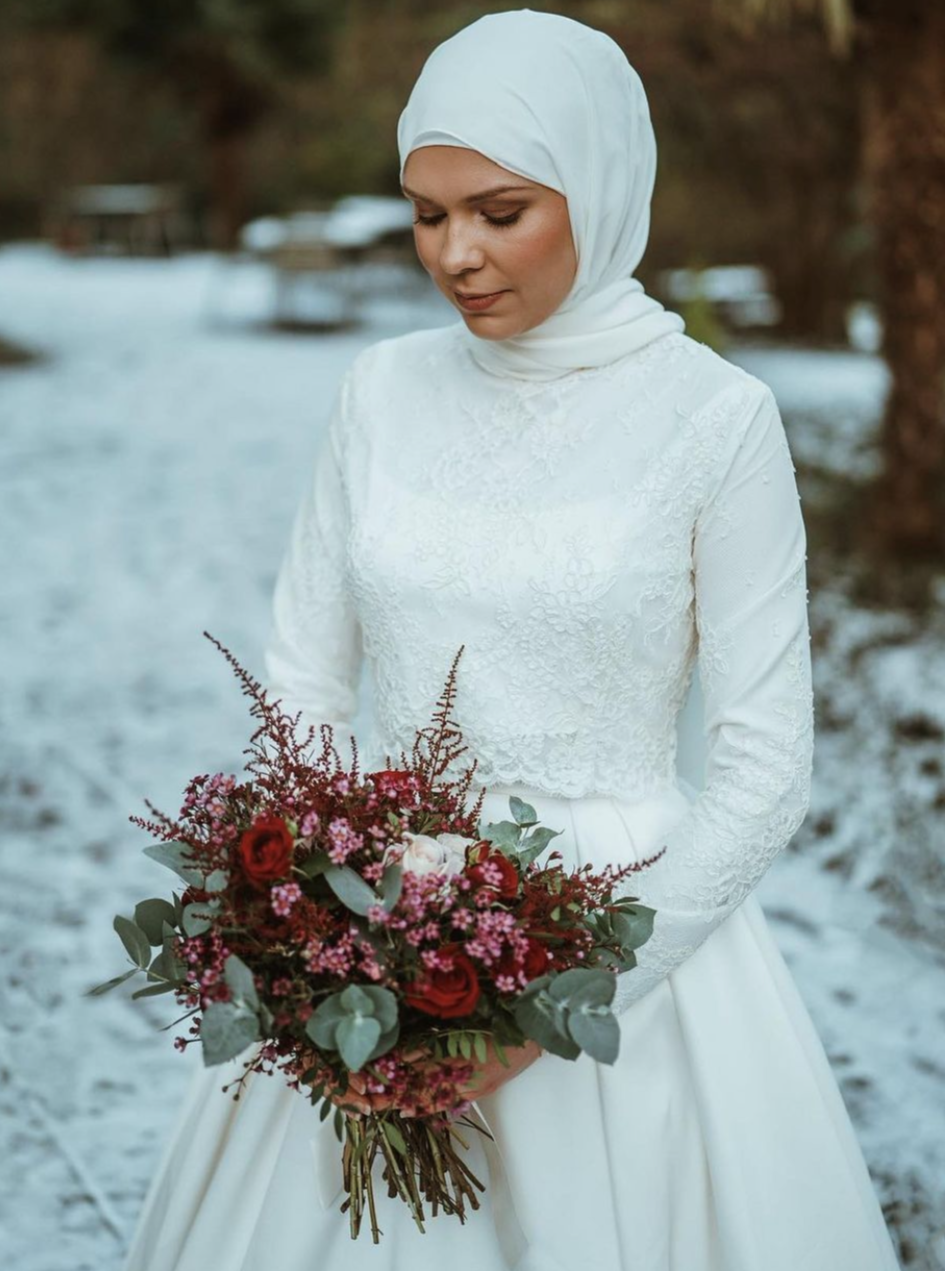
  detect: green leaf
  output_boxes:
[447,1032,459,1058]
[365,1018,400,1063]
[386,810,401,829]
[473,1032,488,1064]
[514,991,578,1059]
[319,1097,332,1121]
[299,853,330,879]
[323,865,380,917]
[508,796,538,827]
[360,985,398,1033]
[612,904,656,953]
[480,820,522,852]
[224,954,259,1009]
[336,1015,381,1072]
[383,1119,407,1154]
[143,840,206,887]
[492,1035,509,1067]
[131,980,178,999]
[204,869,229,893]
[458,1032,472,1060]
[333,1107,344,1143]
[340,984,374,1015]
[379,864,403,913]
[307,992,349,1048]
[161,926,186,980]
[552,968,616,1011]
[114,915,152,969]
[568,1009,620,1064]
[134,898,178,945]
[84,967,138,996]
[200,1001,260,1065]
[182,900,218,937]
[517,825,563,866]
[547,967,609,1004]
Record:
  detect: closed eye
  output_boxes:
[413,211,523,230]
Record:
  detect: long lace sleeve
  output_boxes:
[263,367,364,744]
[613,384,815,1013]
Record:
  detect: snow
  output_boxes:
[0,244,942,1270]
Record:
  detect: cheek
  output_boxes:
[515,215,575,290]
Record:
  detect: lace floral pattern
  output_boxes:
[264,323,815,1013]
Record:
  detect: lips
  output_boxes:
[454,289,508,312]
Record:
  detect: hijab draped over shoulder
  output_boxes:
[397,7,686,382]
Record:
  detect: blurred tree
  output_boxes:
[4,0,342,250]
[714,0,945,558]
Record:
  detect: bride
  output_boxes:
[122,10,902,1270]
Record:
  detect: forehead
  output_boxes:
[402,146,542,197]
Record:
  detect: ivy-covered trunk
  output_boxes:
[860,0,945,558]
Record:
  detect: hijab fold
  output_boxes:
[397,8,685,382]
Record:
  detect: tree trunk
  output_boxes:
[859,1,945,559]
[206,129,247,253]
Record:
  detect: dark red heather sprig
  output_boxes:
[88,634,662,1243]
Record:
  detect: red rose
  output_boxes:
[495,937,551,985]
[404,943,481,1019]
[238,813,293,889]
[465,843,520,900]
[367,769,418,801]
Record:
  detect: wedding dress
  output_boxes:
[122,324,902,1271]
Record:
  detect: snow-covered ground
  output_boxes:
[0,244,942,1270]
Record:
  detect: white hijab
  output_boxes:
[397,7,686,382]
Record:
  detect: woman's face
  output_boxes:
[401,146,578,340]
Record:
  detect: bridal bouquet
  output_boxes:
[89,635,662,1241]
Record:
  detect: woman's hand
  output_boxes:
[330,1039,543,1118]
[455,1037,543,1103]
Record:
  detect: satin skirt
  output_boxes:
[121,779,902,1271]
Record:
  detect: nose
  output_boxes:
[438,217,486,276]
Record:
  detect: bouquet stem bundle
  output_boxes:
[341,1111,485,1241]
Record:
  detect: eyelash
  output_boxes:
[413,211,522,230]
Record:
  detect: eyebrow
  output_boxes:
[400,183,533,203]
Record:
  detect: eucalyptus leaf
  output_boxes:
[479,820,522,852]
[336,1014,382,1072]
[143,840,206,887]
[134,898,178,945]
[361,985,398,1033]
[568,1009,620,1064]
[307,993,349,1048]
[514,991,577,1059]
[204,869,229,893]
[364,1018,400,1063]
[131,980,178,999]
[515,994,581,1061]
[200,1001,260,1065]
[299,853,330,879]
[224,954,259,1009]
[508,796,537,827]
[612,904,656,953]
[547,967,609,1004]
[323,864,380,917]
[182,900,218,937]
[560,970,616,1012]
[114,915,152,969]
[517,825,563,866]
[85,968,138,996]
[340,984,374,1015]
[380,864,403,913]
